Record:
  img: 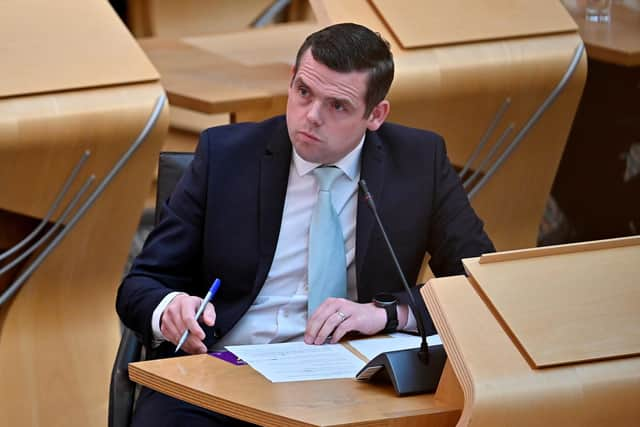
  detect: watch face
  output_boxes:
[374,293,396,305]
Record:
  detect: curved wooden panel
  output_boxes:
[402,35,586,251]
[422,274,640,427]
[0,82,169,427]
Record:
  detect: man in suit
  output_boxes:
[117,22,494,427]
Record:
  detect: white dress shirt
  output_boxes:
[214,136,363,348]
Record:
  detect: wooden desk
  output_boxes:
[422,237,640,427]
[129,354,462,426]
[562,0,640,66]
[139,22,318,122]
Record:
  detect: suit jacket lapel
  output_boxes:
[356,130,386,288]
[256,121,292,287]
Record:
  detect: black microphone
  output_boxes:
[355,179,447,396]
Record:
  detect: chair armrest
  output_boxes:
[108,326,143,427]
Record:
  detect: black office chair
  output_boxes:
[108,151,195,427]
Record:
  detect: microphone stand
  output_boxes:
[355,180,447,396]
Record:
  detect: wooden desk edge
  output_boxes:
[129,354,462,427]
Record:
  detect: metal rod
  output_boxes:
[459,98,511,179]
[0,150,90,262]
[0,175,95,277]
[0,94,166,306]
[468,42,585,200]
[464,123,514,191]
[252,0,291,28]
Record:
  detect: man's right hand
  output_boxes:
[160,294,216,354]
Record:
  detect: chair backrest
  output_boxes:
[108,151,195,427]
[155,152,196,224]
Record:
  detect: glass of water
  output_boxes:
[585,0,612,23]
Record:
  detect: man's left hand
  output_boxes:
[304,297,386,345]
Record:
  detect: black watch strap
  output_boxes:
[373,293,399,333]
[381,303,398,332]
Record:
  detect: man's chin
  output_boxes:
[293,142,325,164]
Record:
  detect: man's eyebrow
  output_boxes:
[293,76,309,87]
[328,96,357,109]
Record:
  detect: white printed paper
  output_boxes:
[226,342,364,383]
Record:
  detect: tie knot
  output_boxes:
[312,166,342,191]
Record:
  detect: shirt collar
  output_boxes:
[292,133,365,181]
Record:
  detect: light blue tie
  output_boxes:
[307,166,347,316]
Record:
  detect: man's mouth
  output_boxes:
[298,130,321,142]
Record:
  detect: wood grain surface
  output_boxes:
[423,272,640,427]
[463,236,640,367]
[130,353,462,427]
[0,2,169,426]
[371,0,576,48]
[1,0,157,98]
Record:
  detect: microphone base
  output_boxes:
[355,345,447,396]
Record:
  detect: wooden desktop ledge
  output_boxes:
[139,23,318,117]
[129,354,461,427]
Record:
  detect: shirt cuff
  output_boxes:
[401,307,418,333]
[151,291,186,348]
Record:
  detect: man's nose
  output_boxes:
[306,101,323,126]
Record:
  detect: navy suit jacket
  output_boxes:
[116,115,494,356]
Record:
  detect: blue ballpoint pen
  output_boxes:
[175,278,221,353]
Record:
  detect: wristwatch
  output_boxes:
[373,293,398,333]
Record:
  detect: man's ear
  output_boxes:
[366,100,390,131]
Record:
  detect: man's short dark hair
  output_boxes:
[293,23,394,117]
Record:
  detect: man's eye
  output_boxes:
[332,102,344,111]
[298,86,309,96]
